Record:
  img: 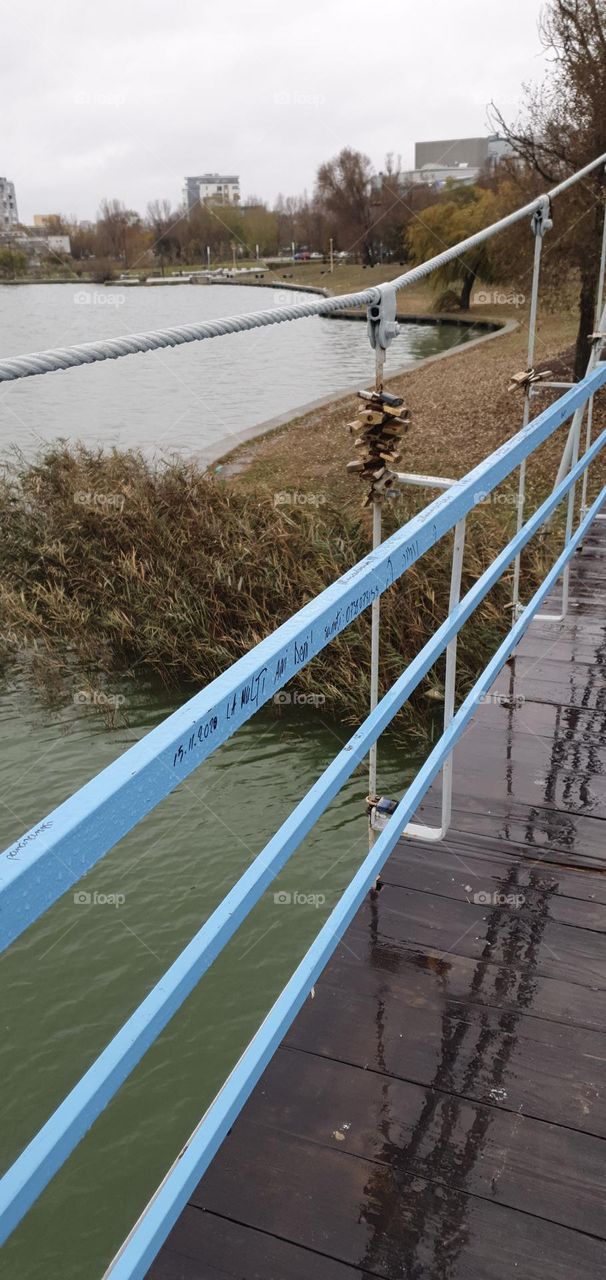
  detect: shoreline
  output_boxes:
[204,315,517,473]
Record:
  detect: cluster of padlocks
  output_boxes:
[346,387,411,506]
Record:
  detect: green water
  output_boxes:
[0,668,422,1278]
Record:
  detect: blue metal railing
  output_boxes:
[1,358,606,1277]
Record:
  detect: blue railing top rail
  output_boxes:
[1,360,606,1276]
[0,150,604,384]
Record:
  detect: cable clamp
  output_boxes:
[367,285,399,352]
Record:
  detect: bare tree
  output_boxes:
[491,0,606,376]
[315,148,376,263]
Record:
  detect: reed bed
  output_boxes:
[0,444,555,742]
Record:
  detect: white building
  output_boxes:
[374,135,516,194]
[184,174,240,211]
[47,235,71,254]
[0,178,18,230]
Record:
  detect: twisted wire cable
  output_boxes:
[1,151,604,384]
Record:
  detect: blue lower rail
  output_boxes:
[1,363,605,1277]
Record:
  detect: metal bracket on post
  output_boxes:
[366,285,400,359]
[511,197,552,621]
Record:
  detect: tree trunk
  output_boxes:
[574,270,596,379]
[459,270,475,311]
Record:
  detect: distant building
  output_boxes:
[184,174,240,211]
[47,235,71,254]
[0,178,18,230]
[1,233,71,257]
[414,135,513,172]
[375,135,516,194]
[33,214,60,228]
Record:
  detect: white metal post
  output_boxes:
[404,516,466,842]
[539,299,606,621]
[512,200,551,617]
[580,201,606,520]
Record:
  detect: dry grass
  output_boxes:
[0,440,555,744]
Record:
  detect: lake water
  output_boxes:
[0,281,474,460]
[0,283,461,1278]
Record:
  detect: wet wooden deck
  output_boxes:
[149,522,606,1279]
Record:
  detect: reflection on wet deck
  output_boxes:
[150,525,606,1279]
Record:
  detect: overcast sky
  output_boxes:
[3,0,547,223]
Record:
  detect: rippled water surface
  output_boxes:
[0,674,422,1278]
[0,281,474,459]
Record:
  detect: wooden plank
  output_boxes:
[491,663,606,711]
[230,1049,606,1234]
[312,929,606,1033]
[451,730,606,819]
[454,695,606,744]
[415,795,606,867]
[285,980,606,1136]
[343,882,606,990]
[191,1125,606,1279]
[148,1208,372,1279]
[383,837,606,911]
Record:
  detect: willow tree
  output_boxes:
[492,0,606,377]
[406,186,502,310]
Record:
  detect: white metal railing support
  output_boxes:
[580,201,606,521]
[539,299,606,620]
[512,198,552,617]
[404,516,467,842]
